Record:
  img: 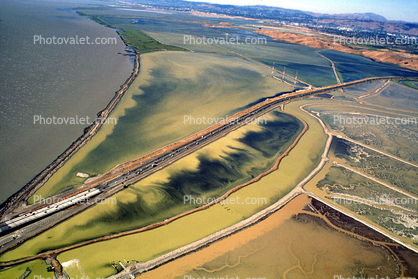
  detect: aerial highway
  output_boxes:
[0,75,414,254]
[0,189,101,233]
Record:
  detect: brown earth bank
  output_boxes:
[256,29,418,71]
[203,21,233,28]
[138,195,418,279]
[308,198,418,277]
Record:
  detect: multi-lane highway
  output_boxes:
[0,189,101,233]
[0,75,414,253]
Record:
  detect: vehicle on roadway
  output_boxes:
[0,188,101,234]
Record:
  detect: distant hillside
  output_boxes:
[132,0,418,35]
[318,12,387,22]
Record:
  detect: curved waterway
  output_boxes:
[0,0,133,203]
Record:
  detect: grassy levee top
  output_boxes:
[118,29,187,53]
[85,13,187,53]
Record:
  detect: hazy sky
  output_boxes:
[186,0,418,22]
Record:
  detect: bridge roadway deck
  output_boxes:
[0,75,415,256]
